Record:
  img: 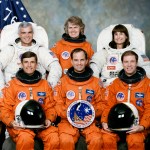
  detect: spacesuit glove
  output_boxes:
[102,122,112,132]
[126,125,145,134]
[44,119,51,128]
[10,120,25,130]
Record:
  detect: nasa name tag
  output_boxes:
[67,100,95,128]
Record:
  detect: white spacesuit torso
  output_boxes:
[100,46,133,87]
[0,39,62,89]
[90,44,150,88]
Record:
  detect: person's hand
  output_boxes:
[126,125,145,134]
[102,122,112,132]
[44,119,51,128]
[10,120,25,130]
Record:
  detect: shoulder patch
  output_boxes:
[52,43,57,48]
[49,51,57,58]
[57,80,61,86]
[5,82,10,88]
[141,55,150,62]
[61,51,70,59]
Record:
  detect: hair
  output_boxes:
[64,16,85,34]
[21,51,38,63]
[70,48,88,60]
[121,50,138,62]
[109,24,130,49]
[18,22,33,34]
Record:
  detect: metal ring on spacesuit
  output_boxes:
[67,100,95,128]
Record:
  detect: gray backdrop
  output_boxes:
[22,0,150,57]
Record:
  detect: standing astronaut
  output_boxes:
[90,24,150,88]
[0,22,62,90]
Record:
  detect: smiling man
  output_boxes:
[101,50,150,150]
[0,22,62,90]
[0,51,59,150]
[54,48,106,150]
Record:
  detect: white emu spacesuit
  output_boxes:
[0,22,62,90]
[90,24,150,87]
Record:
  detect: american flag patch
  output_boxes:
[141,55,150,62]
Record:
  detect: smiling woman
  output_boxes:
[90,24,150,89]
[50,16,94,75]
[109,24,130,49]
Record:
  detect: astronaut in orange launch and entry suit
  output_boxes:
[50,16,94,75]
[101,50,150,150]
[54,48,106,150]
[0,51,59,150]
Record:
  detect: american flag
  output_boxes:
[0,0,33,30]
[74,114,92,125]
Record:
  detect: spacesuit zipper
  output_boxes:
[127,84,132,103]
[78,86,82,100]
[29,87,33,99]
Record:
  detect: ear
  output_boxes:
[20,62,23,68]
[35,63,38,68]
[71,59,73,65]
[85,59,88,65]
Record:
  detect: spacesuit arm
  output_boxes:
[0,46,15,69]
[90,50,107,78]
[47,61,62,88]
[0,81,16,126]
[43,81,57,122]
[93,78,106,118]
[0,46,15,90]
[135,50,150,78]
[50,42,60,59]
[38,48,62,88]
[54,80,67,119]
[0,68,5,90]
[140,82,150,129]
[101,81,118,123]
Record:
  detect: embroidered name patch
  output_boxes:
[86,89,94,95]
[135,93,144,98]
[37,92,46,96]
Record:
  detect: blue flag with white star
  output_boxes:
[0,0,33,29]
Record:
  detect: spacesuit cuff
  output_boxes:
[47,115,56,123]
[140,122,148,130]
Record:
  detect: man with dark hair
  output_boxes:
[0,22,62,90]
[101,50,150,150]
[54,48,105,150]
[51,16,94,75]
[0,51,59,150]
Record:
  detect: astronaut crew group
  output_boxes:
[0,15,150,150]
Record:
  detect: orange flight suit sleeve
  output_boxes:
[139,82,150,129]
[86,43,94,60]
[101,81,118,123]
[0,81,17,126]
[50,41,61,60]
[92,78,106,118]
[54,80,68,119]
[43,81,57,122]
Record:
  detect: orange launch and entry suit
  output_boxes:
[0,70,59,150]
[54,67,106,150]
[101,67,150,150]
[51,38,94,75]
